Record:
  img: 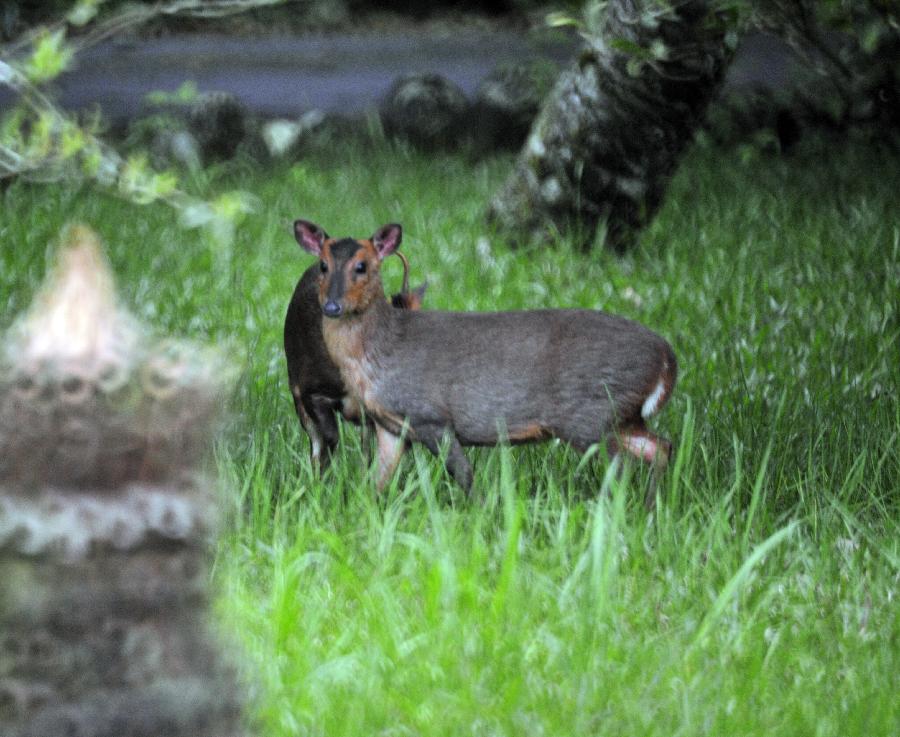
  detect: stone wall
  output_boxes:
[0,225,247,737]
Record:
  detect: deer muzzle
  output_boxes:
[322,299,343,318]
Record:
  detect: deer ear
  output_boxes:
[294,219,328,255]
[371,223,402,259]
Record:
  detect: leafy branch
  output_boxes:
[0,0,289,242]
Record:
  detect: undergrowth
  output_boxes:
[1,136,898,736]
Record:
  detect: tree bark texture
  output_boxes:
[487,0,732,251]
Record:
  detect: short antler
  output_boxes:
[394,250,411,295]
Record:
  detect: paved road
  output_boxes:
[1,30,796,122]
[52,30,575,122]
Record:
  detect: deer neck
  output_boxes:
[322,299,391,407]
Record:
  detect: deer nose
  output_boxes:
[322,300,343,318]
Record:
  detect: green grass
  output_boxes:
[2,137,898,736]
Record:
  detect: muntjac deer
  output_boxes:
[294,219,677,499]
[284,223,425,470]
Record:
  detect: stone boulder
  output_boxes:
[0,225,247,737]
[703,85,802,153]
[131,90,250,168]
[187,91,247,161]
[473,62,559,152]
[380,74,470,149]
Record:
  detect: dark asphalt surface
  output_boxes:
[1,30,797,122]
[52,30,574,122]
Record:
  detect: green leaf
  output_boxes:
[545,11,582,29]
[0,108,28,146]
[146,80,200,106]
[81,146,103,177]
[118,154,156,204]
[693,522,798,645]
[650,39,668,60]
[861,20,885,55]
[25,30,73,84]
[60,122,86,159]
[67,0,104,27]
[27,111,55,159]
[610,37,652,60]
[152,170,179,199]
[212,191,257,222]
[175,80,200,103]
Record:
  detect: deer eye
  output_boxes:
[354,261,367,274]
[320,261,328,274]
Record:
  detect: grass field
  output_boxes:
[2,136,898,736]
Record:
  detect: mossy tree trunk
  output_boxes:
[487,0,733,251]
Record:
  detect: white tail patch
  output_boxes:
[641,378,667,419]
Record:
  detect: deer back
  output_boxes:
[355,306,674,446]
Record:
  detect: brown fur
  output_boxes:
[506,422,553,443]
[318,241,385,316]
[295,218,677,499]
[285,222,426,470]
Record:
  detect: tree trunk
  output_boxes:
[487,0,733,251]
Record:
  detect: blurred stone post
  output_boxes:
[0,225,246,736]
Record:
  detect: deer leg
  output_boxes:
[375,423,406,492]
[301,392,341,473]
[608,424,673,509]
[335,395,379,465]
[295,395,326,472]
[358,417,373,462]
[617,430,672,470]
[415,423,473,493]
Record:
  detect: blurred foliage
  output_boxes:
[4,0,542,32]
[572,0,898,143]
[145,80,202,106]
[752,0,899,131]
[22,27,72,82]
[2,0,896,254]
[0,0,282,244]
[700,0,900,149]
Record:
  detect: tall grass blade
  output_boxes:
[694,521,798,645]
